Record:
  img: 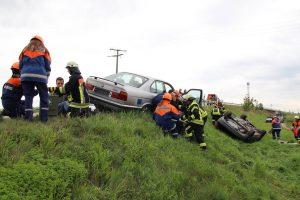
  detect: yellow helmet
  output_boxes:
[295,116,299,120]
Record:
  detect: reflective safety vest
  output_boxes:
[186,100,204,125]
[199,106,208,118]
[69,102,90,109]
[212,108,221,116]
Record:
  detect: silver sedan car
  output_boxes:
[85,72,202,111]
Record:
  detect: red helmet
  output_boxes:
[31,35,44,44]
[163,93,172,101]
[11,62,19,70]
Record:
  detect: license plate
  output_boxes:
[94,87,110,96]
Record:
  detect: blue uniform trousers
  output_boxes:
[22,81,49,122]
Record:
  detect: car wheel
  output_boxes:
[142,105,153,113]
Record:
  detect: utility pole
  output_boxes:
[246,82,250,98]
[108,48,127,74]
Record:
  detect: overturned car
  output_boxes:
[217,112,266,143]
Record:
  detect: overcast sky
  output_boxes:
[0,0,300,112]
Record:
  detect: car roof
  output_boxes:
[117,71,171,84]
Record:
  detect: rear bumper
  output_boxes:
[89,93,141,111]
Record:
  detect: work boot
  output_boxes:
[183,132,193,138]
[199,143,207,150]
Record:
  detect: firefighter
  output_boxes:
[199,106,208,125]
[182,96,207,150]
[57,61,90,116]
[271,116,281,139]
[153,93,181,138]
[292,116,300,141]
[19,35,51,122]
[1,62,25,118]
[211,101,226,125]
[211,104,222,125]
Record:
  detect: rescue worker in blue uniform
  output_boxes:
[154,93,181,138]
[19,35,51,122]
[182,96,207,150]
[1,62,24,118]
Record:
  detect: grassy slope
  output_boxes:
[0,106,299,200]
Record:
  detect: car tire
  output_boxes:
[142,105,153,113]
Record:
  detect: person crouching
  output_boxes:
[1,62,24,118]
[57,61,90,117]
[153,93,181,138]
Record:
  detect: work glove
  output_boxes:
[48,87,56,94]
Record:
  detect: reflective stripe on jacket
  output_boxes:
[212,108,221,116]
[19,40,51,83]
[1,77,23,101]
[154,100,180,130]
[185,100,204,125]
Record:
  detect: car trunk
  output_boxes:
[86,76,128,105]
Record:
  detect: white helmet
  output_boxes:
[66,61,79,68]
[295,116,299,119]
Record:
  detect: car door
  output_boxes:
[182,89,203,106]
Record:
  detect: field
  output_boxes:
[0,105,299,199]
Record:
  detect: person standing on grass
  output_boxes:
[271,116,281,139]
[19,35,51,122]
[181,96,207,150]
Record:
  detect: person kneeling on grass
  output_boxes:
[56,61,90,117]
[1,62,25,118]
[153,93,181,138]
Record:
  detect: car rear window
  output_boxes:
[105,72,148,88]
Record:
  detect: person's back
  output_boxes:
[2,77,22,101]
[57,61,90,117]
[272,117,281,128]
[154,93,180,131]
[271,116,281,139]
[19,35,51,122]
[1,62,24,118]
[65,69,89,105]
[152,92,164,111]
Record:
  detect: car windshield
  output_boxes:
[105,72,148,88]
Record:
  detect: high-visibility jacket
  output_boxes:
[1,77,22,101]
[19,40,51,83]
[48,86,65,97]
[154,100,180,130]
[212,107,221,116]
[199,106,208,118]
[58,70,90,108]
[292,120,300,137]
[184,100,204,125]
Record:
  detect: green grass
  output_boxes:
[0,106,299,199]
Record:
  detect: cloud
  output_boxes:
[0,0,300,111]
